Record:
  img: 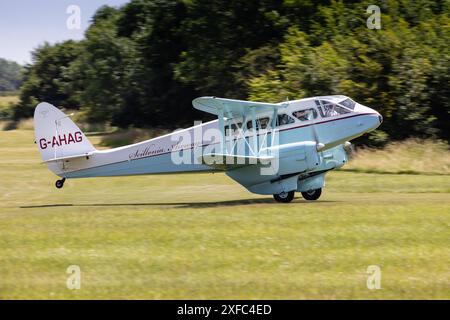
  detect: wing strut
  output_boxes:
[251,107,257,156]
[218,108,225,154]
[192,96,288,165]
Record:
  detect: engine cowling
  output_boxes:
[297,173,326,192]
[226,141,323,195]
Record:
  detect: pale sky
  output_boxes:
[0,0,130,65]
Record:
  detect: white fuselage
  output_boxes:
[52,96,381,179]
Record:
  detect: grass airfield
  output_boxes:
[0,129,449,299]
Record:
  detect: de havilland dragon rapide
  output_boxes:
[34,96,382,202]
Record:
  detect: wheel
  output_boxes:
[273,191,295,203]
[301,188,322,200]
[55,178,66,189]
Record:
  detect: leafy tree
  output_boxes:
[67,6,134,124]
[173,0,287,98]
[116,0,195,127]
[0,58,23,92]
[248,0,450,144]
[14,41,82,119]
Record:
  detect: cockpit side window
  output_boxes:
[292,108,318,122]
[315,100,350,118]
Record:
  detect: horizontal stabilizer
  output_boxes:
[43,151,96,163]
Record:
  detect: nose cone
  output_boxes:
[369,112,382,131]
[354,103,382,131]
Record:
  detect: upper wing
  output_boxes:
[193,96,287,118]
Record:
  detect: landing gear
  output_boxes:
[301,188,322,201]
[273,191,295,203]
[55,178,66,189]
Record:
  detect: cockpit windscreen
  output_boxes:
[339,98,356,110]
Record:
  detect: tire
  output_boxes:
[273,191,295,203]
[55,179,65,189]
[301,188,322,201]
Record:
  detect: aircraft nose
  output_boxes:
[354,102,382,131]
[364,109,382,132]
[369,113,383,131]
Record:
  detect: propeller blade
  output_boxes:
[344,141,354,156]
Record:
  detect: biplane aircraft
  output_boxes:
[34,96,382,202]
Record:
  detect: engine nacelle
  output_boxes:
[226,143,348,195]
[297,173,326,192]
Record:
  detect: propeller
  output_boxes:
[344,141,355,157]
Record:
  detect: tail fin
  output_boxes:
[34,102,96,162]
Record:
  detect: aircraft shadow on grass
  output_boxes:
[20,198,339,209]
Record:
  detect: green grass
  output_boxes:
[0,130,449,299]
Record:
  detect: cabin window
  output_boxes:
[258,117,270,129]
[315,100,350,118]
[226,122,242,135]
[246,117,270,130]
[292,108,318,122]
[277,113,295,126]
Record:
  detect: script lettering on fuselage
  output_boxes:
[129,144,166,160]
[170,141,203,152]
[39,131,83,149]
[128,140,206,161]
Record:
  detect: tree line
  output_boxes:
[0,58,23,93]
[13,0,450,145]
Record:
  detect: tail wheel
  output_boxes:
[301,188,322,201]
[273,191,295,203]
[55,178,66,189]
